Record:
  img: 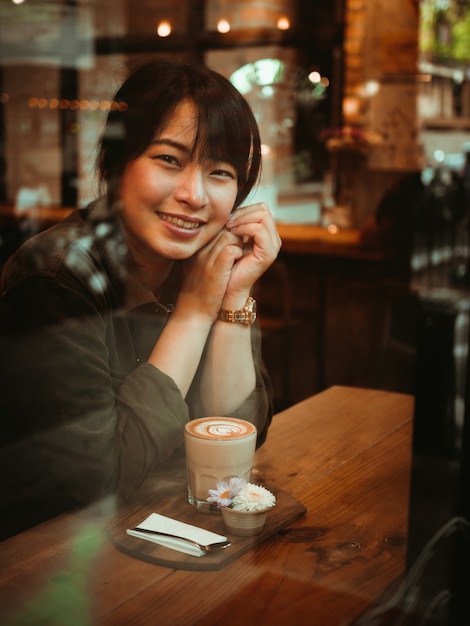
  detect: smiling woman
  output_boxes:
[98,60,262,211]
[0,59,281,540]
[118,100,239,268]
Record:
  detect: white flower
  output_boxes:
[231,483,276,512]
[207,477,246,507]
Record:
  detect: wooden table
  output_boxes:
[0,386,413,626]
[276,223,384,261]
[0,204,74,223]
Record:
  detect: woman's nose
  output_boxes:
[175,165,208,208]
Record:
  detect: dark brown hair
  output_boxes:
[97,59,262,209]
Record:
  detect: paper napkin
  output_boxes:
[126,512,228,557]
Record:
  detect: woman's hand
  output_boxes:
[175,227,246,323]
[174,202,280,322]
[223,202,282,302]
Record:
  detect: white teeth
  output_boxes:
[159,213,201,229]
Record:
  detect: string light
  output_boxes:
[308,71,321,84]
[217,19,230,34]
[277,16,290,30]
[156,20,171,37]
[26,97,127,111]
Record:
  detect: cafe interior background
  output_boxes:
[0,0,469,622]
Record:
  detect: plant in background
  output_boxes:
[320,125,382,154]
[319,125,382,224]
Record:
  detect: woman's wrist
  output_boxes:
[168,301,216,330]
[217,293,256,327]
[220,290,252,311]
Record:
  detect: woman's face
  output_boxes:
[119,99,239,267]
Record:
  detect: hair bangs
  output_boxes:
[195,97,260,208]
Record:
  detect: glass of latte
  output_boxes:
[184,417,257,512]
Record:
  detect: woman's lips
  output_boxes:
[157,212,204,230]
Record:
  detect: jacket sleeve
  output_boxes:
[185,321,274,449]
[0,274,190,506]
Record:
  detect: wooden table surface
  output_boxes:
[0,204,73,222]
[276,222,384,261]
[0,386,414,626]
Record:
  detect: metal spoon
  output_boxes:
[131,526,231,553]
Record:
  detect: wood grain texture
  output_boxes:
[107,477,306,571]
[0,386,414,626]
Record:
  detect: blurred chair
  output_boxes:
[255,258,316,410]
[378,279,418,392]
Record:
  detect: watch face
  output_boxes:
[246,298,256,324]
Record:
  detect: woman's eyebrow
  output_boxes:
[149,138,191,153]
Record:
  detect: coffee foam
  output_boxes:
[186,417,256,440]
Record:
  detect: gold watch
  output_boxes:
[217,296,257,325]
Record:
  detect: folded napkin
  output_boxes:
[126,512,228,557]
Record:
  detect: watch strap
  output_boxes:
[217,296,257,325]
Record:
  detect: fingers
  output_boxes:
[186,228,244,285]
[226,202,282,258]
[179,236,244,322]
[180,203,281,320]
[197,227,243,265]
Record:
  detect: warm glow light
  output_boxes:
[327,224,339,234]
[277,16,290,30]
[363,80,379,97]
[343,96,360,118]
[157,20,171,37]
[320,76,330,87]
[12,0,25,5]
[261,144,271,156]
[308,71,321,84]
[25,97,125,112]
[217,19,230,33]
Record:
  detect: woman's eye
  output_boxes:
[153,154,180,166]
[211,168,235,179]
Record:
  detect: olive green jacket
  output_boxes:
[0,198,272,537]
